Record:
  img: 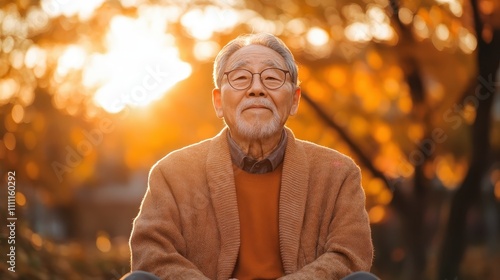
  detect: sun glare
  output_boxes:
[85,15,192,113]
[57,45,87,76]
[181,6,239,40]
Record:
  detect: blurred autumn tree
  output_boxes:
[0,0,499,279]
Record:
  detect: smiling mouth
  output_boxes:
[244,106,270,111]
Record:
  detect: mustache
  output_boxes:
[237,98,277,113]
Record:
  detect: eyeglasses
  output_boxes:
[223,68,290,90]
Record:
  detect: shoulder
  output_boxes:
[294,138,359,172]
[148,128,228,178]
[145,138,215,194]
[295,139,357,165]
[152,138,212,173]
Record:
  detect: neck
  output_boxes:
[230,129,283,160]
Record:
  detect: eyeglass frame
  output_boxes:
[222,68,291,90]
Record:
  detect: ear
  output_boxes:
[289,87,301,116]
[212,88,224,118]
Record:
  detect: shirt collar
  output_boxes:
[227,129,287,174]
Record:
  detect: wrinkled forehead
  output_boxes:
[229,59,282,70]
[225,45,287,71]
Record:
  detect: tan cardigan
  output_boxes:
[130,127,373,280]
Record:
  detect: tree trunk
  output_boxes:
[438,0,500,278]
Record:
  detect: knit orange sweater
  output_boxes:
[232,164,284,279]
[130,127,373,280]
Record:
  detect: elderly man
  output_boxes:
[123,33,376,280]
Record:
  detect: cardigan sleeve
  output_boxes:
[129,165,210,280]
[279,164,373,280]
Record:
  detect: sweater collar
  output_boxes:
[278,127,309,273]
[227,129,287,174]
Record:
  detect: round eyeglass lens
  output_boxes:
[227,68,287,90]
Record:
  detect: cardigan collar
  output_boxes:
[206,126,309,278]
[227,129,288,174]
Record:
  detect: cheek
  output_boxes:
[219,88,234,107]
[276,95,294,114]
[220,96,241,119]
[222,95,239,111]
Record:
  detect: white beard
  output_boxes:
[234,98,282,140]
[235,113,281,140]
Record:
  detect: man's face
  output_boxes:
[212,44,301,141]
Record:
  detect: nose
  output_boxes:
[247,73,267,97]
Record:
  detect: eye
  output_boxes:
[228,70,251,82]
[262,69,285,81]
[233,75,249,81]
[265,76,280,81]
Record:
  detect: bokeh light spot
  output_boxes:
[3,132,16,151]
[11,104,24,124]
[435,24,450,41]
[306,27,329,46]
[96,231,112,253]
[16,192,27,207]
[373,123,392,143]
[398,7,414,25]
[413,14,429,39]
[26,160,40,180]
[31,232,43,250]
[369,205,386,223]
[41,0,105,20]
[345,22,371,42]
[366,178,385,196]
[459,28,477,54]
[0,79,19,104]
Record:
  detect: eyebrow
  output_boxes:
[229,60,248,70]
[262,59,281,68]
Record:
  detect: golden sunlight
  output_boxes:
[85,15,192,113]
[41,0,105,20]
[57,45,87,77]
[181,6,239,40]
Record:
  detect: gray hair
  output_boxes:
[213,33,299,88]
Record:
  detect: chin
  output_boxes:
[235,120,282,140]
